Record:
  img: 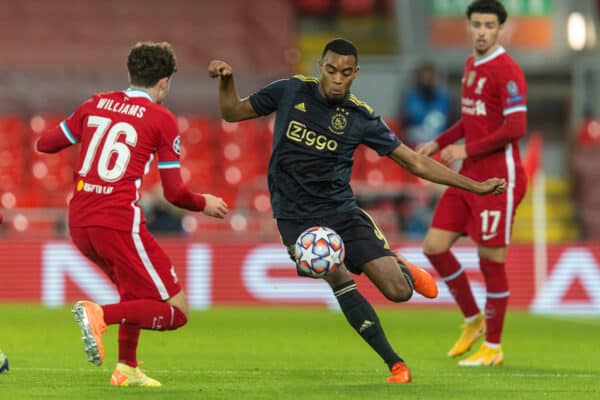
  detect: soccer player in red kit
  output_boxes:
[417,0,527,366]
[36,41,228,386]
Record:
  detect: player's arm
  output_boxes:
[416,119,465,156]
[35,121,78,153]
[159,167,228,219]
[465,109,526,158]
[208,60,258,122]
[388,143,506,195]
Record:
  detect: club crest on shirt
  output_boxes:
[475,77,487,95]
[467,70,476,87]
[329,107,349,135]
[173,136,181,155]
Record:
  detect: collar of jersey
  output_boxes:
[124,88,153,102]
[473,46,506,67]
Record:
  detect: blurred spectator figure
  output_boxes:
[397,62,450,236]
[140,186,185,235]
[570,110,600,239]
[399,62,451,148]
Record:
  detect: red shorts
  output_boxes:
[70,225,181,301]
[431,182,526,246]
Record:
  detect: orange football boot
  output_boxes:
[72,300,107,366]
[385,362,412,383]
[397,254,439,299]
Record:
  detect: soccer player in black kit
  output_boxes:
[208,38,506,383]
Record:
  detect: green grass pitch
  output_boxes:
[0,305,599,399]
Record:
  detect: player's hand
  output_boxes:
[416,141,439,157]
[440,144,467,164]
[202,194,229,219]
[208,60,233,80]
[477,178,506,195]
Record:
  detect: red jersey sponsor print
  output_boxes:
[60,89,182,232]
[459,46,527,183]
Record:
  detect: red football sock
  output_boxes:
[426,251,480,318]
[102,299,187,331]
[118,325,140,367]
[480,258,509,344]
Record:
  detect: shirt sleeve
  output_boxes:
[465,111,526,157]
[248,79,289,116]
[62,98,96,144]
[498,67,527,117]
[362,115,402,156]
[36,99,92,153]
[156,113,182,170]
[435,119,465,149]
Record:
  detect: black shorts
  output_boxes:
[277,208,396,275]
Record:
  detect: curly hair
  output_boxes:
[466,0,507,24]
[127,41,177,88]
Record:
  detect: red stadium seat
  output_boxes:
[0,116,25,190]
[176,116,218,194]
[339,0,377,16]
[294,0,333,15]
[353,146,417,187]
[212,119,267,206]
[179,116,215,157]
[216,119,261,146]
[26,115,77,207]
[253,117,274,171]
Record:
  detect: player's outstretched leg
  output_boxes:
[72,300,107,366]
[397,254,438,299]
[458,342,503,366]
[332,280,412,383]
[447,313,485,357]
[110,362,161,387]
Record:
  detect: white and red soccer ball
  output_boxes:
[294,226,345,277]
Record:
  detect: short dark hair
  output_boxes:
[321,38,358,62]
[466,0,507,24]
[127,41,177,88]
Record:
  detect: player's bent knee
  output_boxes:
[381,282,412,303]
[169,306,188,330]
[423,239,447,256]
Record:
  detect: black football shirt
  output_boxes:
[249,75,401,219]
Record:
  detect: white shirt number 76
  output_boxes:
[78,116,138,182]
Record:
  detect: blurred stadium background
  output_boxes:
[1,0,599,318]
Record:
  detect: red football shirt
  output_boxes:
[457,46,527,183]
[60,89,182,232]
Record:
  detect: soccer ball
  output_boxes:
[294,226,345,277]
[0,349,8,373]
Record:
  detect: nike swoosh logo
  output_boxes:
[482,233,497,241]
